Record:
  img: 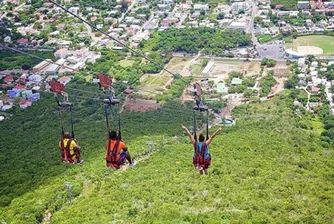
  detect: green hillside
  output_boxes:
[0,84,333,223]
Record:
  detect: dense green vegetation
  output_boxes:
[257,34,273,44]
[259,71,277,97]
[270,0,297,10]
[1,90,333,223]
[0,50,55,70]
[321,64,334,81]
[261,58,277,68]
[141,28,251,56]
[321,115,334,147]
[0,80,195,208]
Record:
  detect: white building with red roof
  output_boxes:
[19,100,32,109]
[58,76,72,86]
[4,75,14,84]
[54,48,68,59]
[13,84,25,90]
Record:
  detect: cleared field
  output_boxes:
[190,63,203,76]
[139,57,190,95]
[141,74,171,86]
[119,59,135,67]
[285,35,334,56]
[212,60,261,77]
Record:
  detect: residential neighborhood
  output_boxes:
[0,0,334,118]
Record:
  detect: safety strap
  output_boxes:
[193,110,197,141]
[104,104,110,137]
[194,142,207,158]
[107,140,121,156]
[107,139,112,155]
[117,104,121,140]
[69,106,75,139]
[60,136,65,150]
[111,141,120,157]
[206,109,209,141]
[66,139,74,156]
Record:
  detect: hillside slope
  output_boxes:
[1,92,333,223]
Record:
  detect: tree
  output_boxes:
[285,74,299,89]
[21,64,30,70]
[120,1,129,13]
[238,9,245,14]
[244,89,253,98]
[201,59,209,67]
[217,13,224,20]
[261,58,277,68]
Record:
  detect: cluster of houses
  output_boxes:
[254,0,334,38]
[295,57,334,114]
[0,74,41,112]
[0,56,80,115]
[32,48,101,75]
[1,0,254,56]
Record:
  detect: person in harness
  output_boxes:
[105,130,136,169]
[181,125,222,175]
[58,132,83,164]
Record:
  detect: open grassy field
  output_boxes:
[139,57,189,95]
[190,63,204,76]
[257,34,274,44]
[141,74,171,86]
[285,35,334,56]
[119,59,135,67]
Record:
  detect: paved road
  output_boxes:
[82,17,100,47]
[118,0,137,24]
[246,0,285,60]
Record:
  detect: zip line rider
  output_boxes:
[59,132,83,164]
[50,80,83,164]
[105,130,136,169]
[182,125,222,175]
[98,74,137,169]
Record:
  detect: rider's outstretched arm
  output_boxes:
[181,124,195,144]
[206,127,222,145]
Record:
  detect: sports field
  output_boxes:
[285,35,334,56]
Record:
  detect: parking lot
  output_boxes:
[257,41,285,59]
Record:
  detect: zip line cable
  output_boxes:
[48,0,190,84]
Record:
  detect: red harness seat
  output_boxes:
[193,142,211,169]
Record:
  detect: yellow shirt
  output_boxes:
[59,138,77,157]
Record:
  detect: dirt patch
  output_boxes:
[271,77,286,95]
[297,46,323,55]
[272,68,290,77]
[211,61,261,76]
[269,61,290,77]
[123,98,160,112]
